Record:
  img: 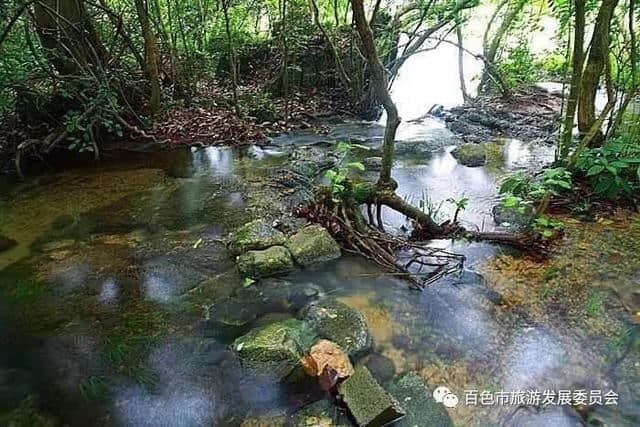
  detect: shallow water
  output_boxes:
[1,119,638,426]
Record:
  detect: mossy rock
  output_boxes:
[302,298,372,358]
[237,246,294,279]
[386,372,453,427]
[492,204,533,228]
[363,354,396,385]
[228,219,286,255]
[451,143,486,167]
[232,318,317,381]
[338,366,405,426]
[286,225,341,267]
[287,399,351,427]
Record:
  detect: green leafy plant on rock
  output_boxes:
[324,141,369,202]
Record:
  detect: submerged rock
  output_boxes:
[287,399,350,427]
[451,143,486,167]
[237,245,294,278]
[286,225,341,266]
[363,354,396,385]
[201,296,260,341]
[492,203,533,228]
[386,372,453,427]
[0,234,17,252]
[233,318,317,381]
[302,299,372,358]
[228,219,286,255]
[338,366,405,426]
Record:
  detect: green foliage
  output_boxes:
[102,305,166,387]
[575,135,640,199]
[498,43,538,87]
[79,376,111,402]
[500,167,572,204]
[446,195,469,222]
[585,291,604,317]
[532,215,564,238]
[324,141,369,202]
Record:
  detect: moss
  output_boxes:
[233,318,317,380]
[386,372,453,427]
[338,366,404,426]
[451,143,486,167]
[286,225,341,266]
[101,302,167,387]
[228,219,286,255]
[303,298,372,358]
[236,245,294,278]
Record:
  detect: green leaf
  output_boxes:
[542,229,553,238]
[586,165,605,176]
[324,170,337,181]
[243,277,256,288]
[346,162,365,171]
[336,141,351,152]
[504,196,520,208]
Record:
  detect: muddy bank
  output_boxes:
[435,85,563,144]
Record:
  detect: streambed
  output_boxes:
[0,118,639,427]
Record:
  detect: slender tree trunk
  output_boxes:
[577,0,620,135]
[608,0,637,137]
[479,0,527,93]
[456,25,470,103]
[309,0,353,95]
[33,0,107,75]
[134,0,162,115]
[559,0,586,160]
[350,0,399,187]
[222,0,240,116]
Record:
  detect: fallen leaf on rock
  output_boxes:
[304,339,354,378]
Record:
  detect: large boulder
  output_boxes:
[302,299,372,358]
[451,143,486,167]
[228,219,286,255]
[237,246,294,278]
[0,234,17,252]
[286,225,341,266]
[338,366,405,426]
[232,318,317,381]
[386,372,453,427]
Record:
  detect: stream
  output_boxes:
[1,46,639,425]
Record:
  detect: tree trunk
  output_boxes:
[456,25,470,103]
[479,0,527,93]
[350,0,442,235]
[559,0,586,160]
[134,0,162,115]
[33,0,107,75]
[577,0,620,135]
[351,0,399,187]
[222,0,240,116]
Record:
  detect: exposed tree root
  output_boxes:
[297,185,548,289]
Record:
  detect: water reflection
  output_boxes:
[98,278,119,305]
[191,147,235,176]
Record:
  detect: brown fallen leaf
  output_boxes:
[305,339,354,378]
